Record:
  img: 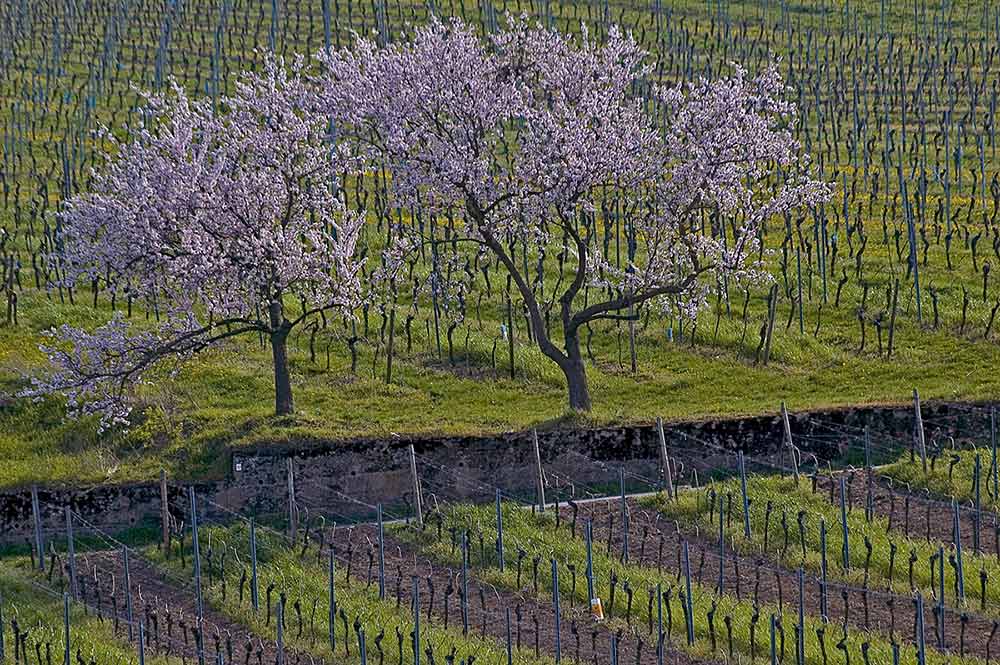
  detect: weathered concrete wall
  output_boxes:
[1,401,992,543]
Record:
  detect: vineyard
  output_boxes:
[4,0,1000,660]
[3,404,1000,664]
[2,0,1000,488]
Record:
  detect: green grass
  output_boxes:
[0,558,182,665]
[881,448,1000,510]
[3,0,1000,493]
[392,501,978,665]
[148,521,555,665]
[5,0,1000,656]
[4,280,1000,490]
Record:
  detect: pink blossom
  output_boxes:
[315,18,832,411]
[27,55,366,424]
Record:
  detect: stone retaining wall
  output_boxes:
[1,401,991,543]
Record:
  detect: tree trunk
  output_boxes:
[472,215,593,411]
[562,330,592,412]
[269,301,294,416]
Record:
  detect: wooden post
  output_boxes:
[620,468,628,562]
[250,519,260,611]
[991,406,998,500]
[628,302,638,376]
[159,470,170,554]
[409,444,423,528]
[953,501,965,602]
[495,490,505,572]
[461,531,469,634]
[975,455,982,554]
[286,459,298,544]
[671,457,679,500]
[717,491,725,594]
[31,485,44,571]
[839,476,850,570]
[763,284,778,365]
[819,518,828,620]
[935,545,946,646]
[506,291,516,379]
[322,0,332,53]
[863,427,871,472]
[585,520,595,603]
[913,389,928,472]
[385,307,396,384]
[532,429,546,511]
[123,546,134,641]
[864,428,874,522]
[937,545,945,616]
[781,402,799,481]
[65,507,78,601]
[328,549,337,652]
[738,451,751,539]
[656,582,664,665]
[769,614,777,665]
[657,417,674,498]
[378,503,386,599]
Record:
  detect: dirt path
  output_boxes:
[590,497,999,662]
[50,465,1000,665]
[840,471,1000,556]
[340,523,728,665]
[76,550,309,664]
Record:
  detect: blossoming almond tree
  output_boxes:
[317,18,832,412]
[26,57,365,426]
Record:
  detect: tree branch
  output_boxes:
[568,267,712,332]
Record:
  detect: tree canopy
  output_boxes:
[28,19,831,424]
[316,18,831,410]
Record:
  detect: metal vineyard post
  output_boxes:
[250,518,259,611]
[552,558,561,662]
[495,490,505,572]
[378,503,386,600]
[739,451,751,538]
[839,476,850,570]
[122,545,134,640]
[65,507,78,601]
[189,487,205,665]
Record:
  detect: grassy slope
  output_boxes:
[4,281,1000,489]
[0,558,182,665]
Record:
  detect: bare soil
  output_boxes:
[581,496,999,663]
